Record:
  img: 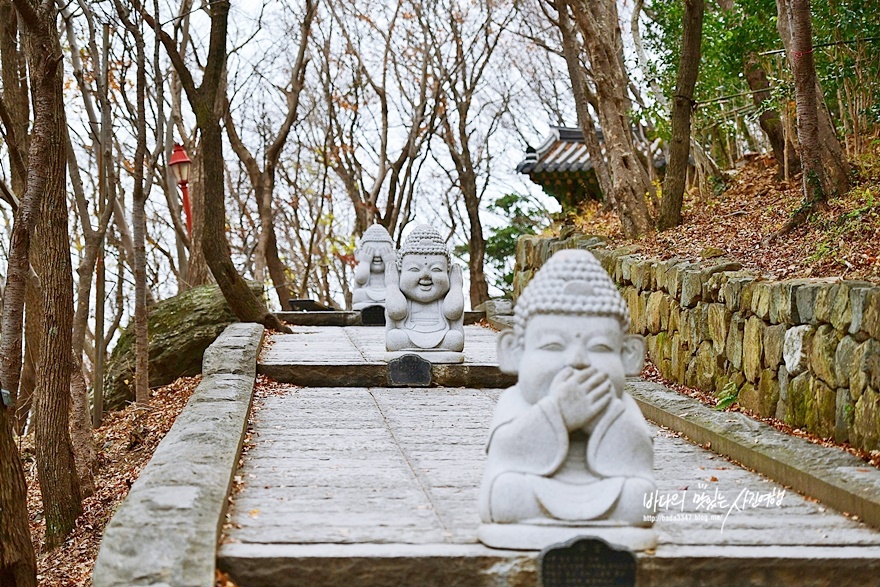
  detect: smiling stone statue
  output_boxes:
[478,249,657,550]
[352,224,395,311]
[384,224,464,363]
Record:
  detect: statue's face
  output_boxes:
[399,254,449,303]
[518,314,626,404]
[363,243,390,273]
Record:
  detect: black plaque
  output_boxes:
[388,354,432,386]
[360,305,386,326]
[539,537,636,587]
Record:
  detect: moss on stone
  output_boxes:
[103,282,263,410]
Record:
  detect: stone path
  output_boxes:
[219,327,880,587]
[259,325,514,388]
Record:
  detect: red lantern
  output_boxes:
[169,143,193,236]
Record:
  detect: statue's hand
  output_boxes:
[450,264,463,288]
[383,250,399,282]
[550,366,613,432]
[443,264,465,320]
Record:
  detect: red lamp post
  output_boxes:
[169,143,193,237]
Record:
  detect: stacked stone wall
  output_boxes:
[514,234,880,452]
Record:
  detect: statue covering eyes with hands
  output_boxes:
[384,224,465,363]
[352,224,395,311]
[478,249,656,550]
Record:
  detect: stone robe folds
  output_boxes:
[479,386,654,525]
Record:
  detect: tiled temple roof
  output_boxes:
[516,126,597,175]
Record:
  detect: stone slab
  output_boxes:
[258,325,514,388]
[93,323,264,587]
[276,310,486,328]
[628,379,880,531]
[219,384,880,586]
[277,311,362,327]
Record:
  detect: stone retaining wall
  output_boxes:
[514,234,880,452]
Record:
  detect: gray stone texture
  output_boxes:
[514,234,880,453]
[93,323,264,587]
[220,379,880,586]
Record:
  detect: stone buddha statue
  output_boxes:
[478,249,656,550]
[384,224,464,363]
[352,224,395,311]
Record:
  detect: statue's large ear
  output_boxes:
[622,334,646,376]
[496,329,522,375]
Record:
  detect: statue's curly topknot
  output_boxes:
[514,249,629,338]
[359,224,394,248]
[397,224,450,269]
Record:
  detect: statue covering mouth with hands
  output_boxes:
[384,224,465,363]
[478,249,657,550]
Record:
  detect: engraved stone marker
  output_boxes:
[360,305,386,326]
[540,537,636,587]
[388,354,432,387]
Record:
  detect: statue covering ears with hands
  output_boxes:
[384,224,465,363]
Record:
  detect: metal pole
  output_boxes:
[93,22,111,428]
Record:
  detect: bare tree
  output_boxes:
[225,0,316,308]
[771,0,849,238]
[658,0,704,230]
[115,0,151,404]
[11,0,83,548]
[566,0,653,237]
[428,0,514,307]
[549,0,612,199]
[322,0,437,239]
[139,0,288,331]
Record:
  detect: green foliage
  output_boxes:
[644,0,880,160]
[485,193,550,296]
[715,381,740,411]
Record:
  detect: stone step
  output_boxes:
[258,325,514,388]
[218,385,880,587]
[275,310,487,327]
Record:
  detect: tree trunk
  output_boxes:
[744,53,800,177]
[776,0,848,196]
[185,142,213,287]
[0,405,36,586]
[768,0,838,241]
[198,124,286,331]
[191,1,287,331]
[0,0,32,415]
[787,0,825,200]
[554,0,612,199]
[567,0,653,238]
[658,0,704,230]
[121,3,151,405]
[16,0,84,547]
[14,275,39,434]
[461,169,489,307]
[0,15,34,538]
